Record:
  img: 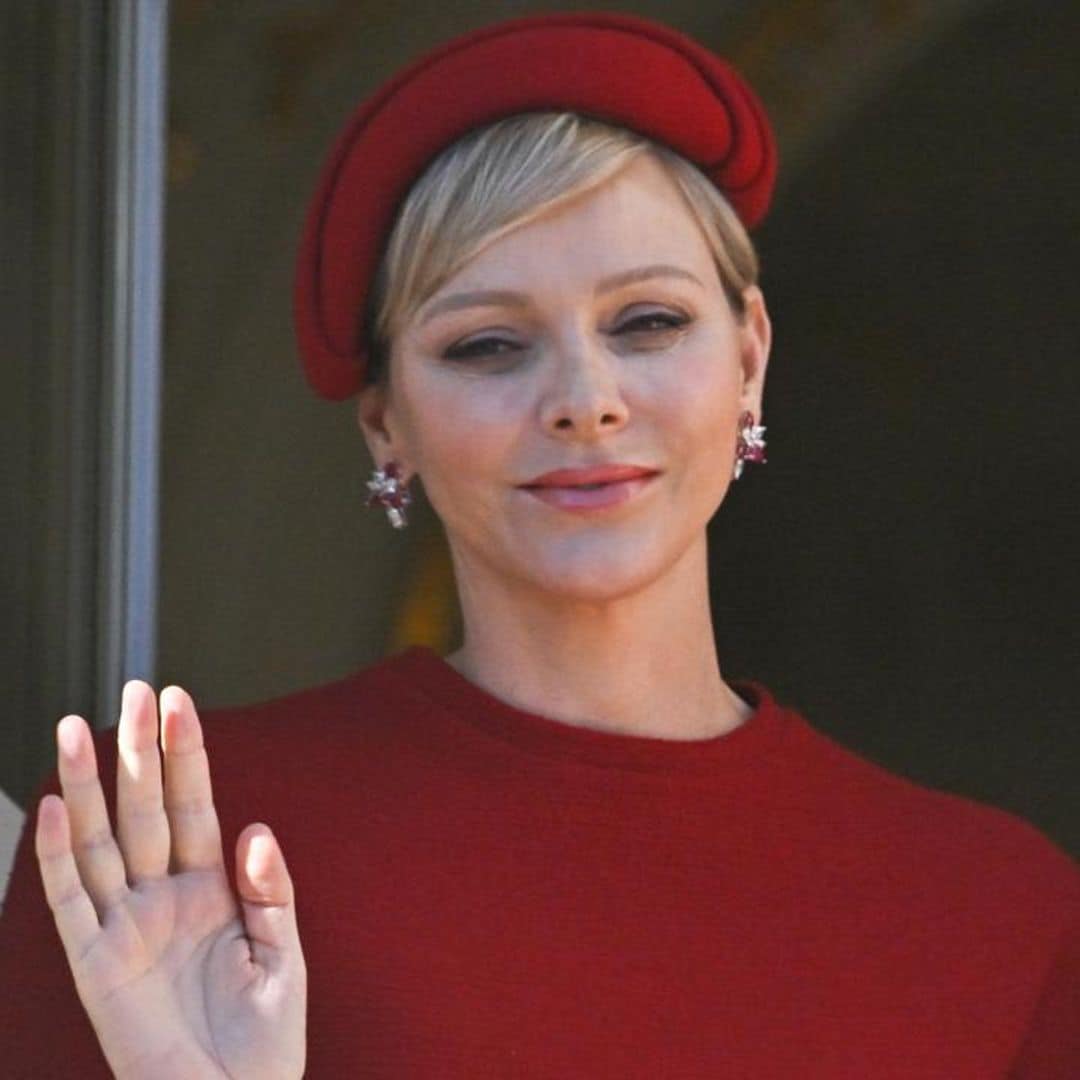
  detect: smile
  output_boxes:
[518,465,660,512]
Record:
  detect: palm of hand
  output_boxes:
[81,869,242,1075]
[36,684,306,1080]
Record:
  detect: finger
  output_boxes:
[57,715,129,915]
[116,680,170,882]
[35,794,101,965]
[160,685,224,872]
[235,824,301,962]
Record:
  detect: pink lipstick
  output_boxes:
[518,464,659,511]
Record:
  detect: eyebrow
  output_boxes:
[417,263,704,326]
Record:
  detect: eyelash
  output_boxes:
[441,311,691,361]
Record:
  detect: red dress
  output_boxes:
[1,647,1077,1077]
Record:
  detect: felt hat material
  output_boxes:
[294,11,777,399]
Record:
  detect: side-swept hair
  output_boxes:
[364,111,760,382]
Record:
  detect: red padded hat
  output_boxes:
[294,11,778,400]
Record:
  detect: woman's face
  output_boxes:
[359,153,771,603]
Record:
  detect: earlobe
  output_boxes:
[357,382,395,462]
[358,382,416,484]
[737,286,771,409]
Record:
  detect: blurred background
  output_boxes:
[3,0,1078,896]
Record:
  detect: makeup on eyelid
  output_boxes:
[440,309,692,362]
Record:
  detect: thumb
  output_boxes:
[235,823,302,960]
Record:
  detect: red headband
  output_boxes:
[294,12,778,400]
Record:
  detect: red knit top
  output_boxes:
[1,647,1077,1077]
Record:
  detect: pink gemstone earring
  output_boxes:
[366,461,412,529]
[733,410,767,480]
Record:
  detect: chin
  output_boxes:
[445,493,719,604]
[507,530,695,604]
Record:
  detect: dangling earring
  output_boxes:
[733,410,767,480]
[366,461,412,528]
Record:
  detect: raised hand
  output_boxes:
[34,682,306,1079]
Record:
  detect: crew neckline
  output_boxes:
[386,645,792,774]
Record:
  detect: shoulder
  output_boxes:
[775,699,1079,914]
[75,648,433,818]
[169,646,432,751]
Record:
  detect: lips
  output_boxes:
[521,465,659,488]
[518,464,660,511]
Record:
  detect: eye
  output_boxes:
[614,309,691,335]
[441,335,523,362]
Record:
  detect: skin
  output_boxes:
[35,683,306,1078]
[360,153,771,739]
[35,152,768,1074]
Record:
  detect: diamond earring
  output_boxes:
[366,461,412,528]
[733,411,767,480]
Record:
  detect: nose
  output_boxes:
[538,338,629,439]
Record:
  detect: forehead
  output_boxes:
[435,154,714,294]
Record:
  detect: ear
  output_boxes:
[736,285,771,419]
[357,380,406,470]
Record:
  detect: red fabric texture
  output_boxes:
[1,647,1077,1077]
[293,12,778,400]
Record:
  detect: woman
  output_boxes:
[1,12,1076,1078]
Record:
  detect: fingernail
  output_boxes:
[121,680,146,710]
[246,831,277,882]
[56,716,82,757]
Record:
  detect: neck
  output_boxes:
[445,537,752,741]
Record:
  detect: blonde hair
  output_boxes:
[364,112,760,381]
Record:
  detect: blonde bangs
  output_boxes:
[365,112,759,380]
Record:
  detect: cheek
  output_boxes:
[397,374,524,506]
[647,352,742,464]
